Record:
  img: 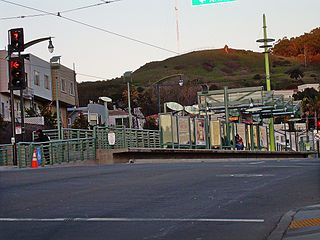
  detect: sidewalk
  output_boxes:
[268,204,320,240]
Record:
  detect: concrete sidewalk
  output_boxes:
[268,204,320,240]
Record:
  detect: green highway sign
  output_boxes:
[192,0,236,6]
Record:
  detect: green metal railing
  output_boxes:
[0,138,96,167]
[0,144,13,166]
[95,126,161,149]
[32,128,94,141]
[1,125,315,168]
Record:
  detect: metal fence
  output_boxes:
[1,125,315,168]
[0,144,13,166]
[32,128,94,141]
[95,126,161,149]
[0,138,96,168]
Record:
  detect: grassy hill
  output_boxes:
[78,48,320,108]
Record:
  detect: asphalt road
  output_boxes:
[0,159,319,240]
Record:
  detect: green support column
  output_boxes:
[224,87,230,147]
[263,14,275,151]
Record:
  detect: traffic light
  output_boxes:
[9,56,25,90]
[8,28,24,52]
[317,120,320,129]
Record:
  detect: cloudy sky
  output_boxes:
[0,0,319,82]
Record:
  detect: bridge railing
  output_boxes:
[32,128,94,141]
[94,126,161,149]
[0,138,96,168]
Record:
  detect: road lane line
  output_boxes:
[216,174,275,177]
[0,218,264,223]
[248,161,265,165]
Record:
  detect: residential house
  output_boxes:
[67,104,136,128]
[1,51,79,130]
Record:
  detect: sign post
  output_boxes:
[192,0,236,6]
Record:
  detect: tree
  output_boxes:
[25,106,39,117]
[72,112,89,129]
[39,104,57,127]
[302,98,312,142]
[286,68,304,87]
[293,88,318,101]
[309,95,320,131]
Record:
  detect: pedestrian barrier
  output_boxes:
[32,128,94,141]
[0,137,96,168]
[0,144,13,166]
[94,126,161,149]
[0,126,315,168]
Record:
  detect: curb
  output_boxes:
[267,210,298,240]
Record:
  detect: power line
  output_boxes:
[0,57,110,81]
[0,0,178,54]
[0,0,121,20]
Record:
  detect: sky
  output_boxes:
[0,0,319,82]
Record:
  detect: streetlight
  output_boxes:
[123,71,133,129]
[48,39,54,53]
[99,96,112,127]
[154,74,183,114]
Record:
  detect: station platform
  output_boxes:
[95,148,313,164]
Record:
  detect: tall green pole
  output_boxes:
[127,81,132,129]
[263,14,275,151]
[224,86,230,147]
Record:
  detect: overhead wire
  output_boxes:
[0,0,178,54]
[0,57,109,81]
[0,0,121,20]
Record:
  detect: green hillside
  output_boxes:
[78,48,320,115]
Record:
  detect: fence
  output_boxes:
[0,138,96,168]
[0,144,13,166]
[1,125,315,168]
[32,128,94,141]
[95,126,161,149]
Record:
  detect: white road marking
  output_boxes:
[216,174,274,177]
[0,217,264,223]
[248,161,265,165]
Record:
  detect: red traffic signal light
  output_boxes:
[9,28,24,52]
[9,56,25,90]
[317,120,320,129]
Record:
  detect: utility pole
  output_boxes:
[175,0,181,55]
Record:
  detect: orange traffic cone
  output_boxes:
[31,150,38,168]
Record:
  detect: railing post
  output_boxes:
[93,138,97,160]
[16,144,21,168]
[49,142,54,165]
[65,141,69,163]
[80,139,84,161]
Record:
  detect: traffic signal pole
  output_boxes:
[7,49,17,165]
[7,28,54,165]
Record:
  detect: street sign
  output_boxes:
[36,147,42,165]
[192,0,236,6]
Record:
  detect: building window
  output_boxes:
[44,75,50,90]
[1,102,4,117]
[69,81,74,96]
[61,78,66,92]
[34,70,40,86]
[25,73,28,87]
